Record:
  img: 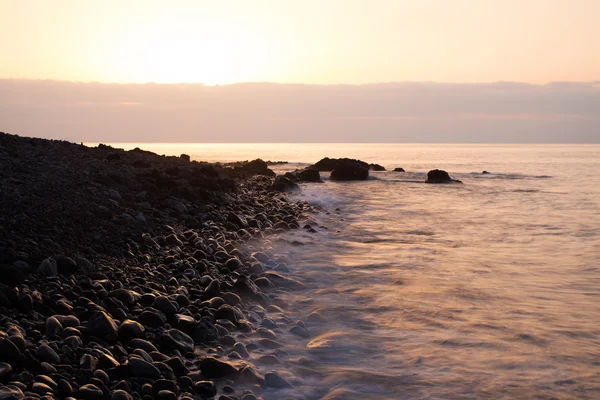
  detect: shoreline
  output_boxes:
[0,132,322,400]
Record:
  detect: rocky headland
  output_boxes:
[0,132,321,400]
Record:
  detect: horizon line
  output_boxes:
[3,78,600,87]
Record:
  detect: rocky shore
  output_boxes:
[0,133,321,400]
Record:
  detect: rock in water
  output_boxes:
[330,165,369,181]
[87,311,119,343]
[270,176,301,193]
[162,329,194,354]
[393,167,405,172]
[264,371,292,388]
[199,357,238,379]
[425,169,462,184]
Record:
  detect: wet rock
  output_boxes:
[35,345,60,364]
[296,168,321,182]
[162,329,194,354]
[393,167,405,172]
[45,317,63,338]
[193,381,216,397]
[131,338,159,353]
[270,176,301,193]
[32,382,53,395]
[118,319,145,343]
[199,357,238,379]
[369,163,386,171]
[130,357,162,379]
[78,383,104,400]
[87,311,119,343]
[0,385,24,400]
[110,390,133,400]
[154,296,178,315]
[425,169,462,183]
[0,362,13,380]
[139,308,167,328]
[330,165,369,181]
[289,325,310,338]
[264,371,292,388]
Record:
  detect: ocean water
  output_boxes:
[110,143,600,399]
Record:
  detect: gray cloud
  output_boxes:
[1,80,599,143]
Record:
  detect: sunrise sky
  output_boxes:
[2,0,599,85]
[1,1,599,143]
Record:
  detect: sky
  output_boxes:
[2,0,599,85]
[1,1,599,142]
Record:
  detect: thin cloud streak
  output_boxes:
[0,80,598,143]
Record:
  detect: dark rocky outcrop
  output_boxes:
[425,169,462,184]
[270,176,301,192]
[393,167,405,172]
[368,163,386,171]
[312,157,369,171]
[330,165,369,181]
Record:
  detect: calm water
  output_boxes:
[112,143,600,399]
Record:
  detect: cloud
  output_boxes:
[0,80,598,143]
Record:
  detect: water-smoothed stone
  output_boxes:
[78,384,104,400]
[199,357,238,379]
[34,375,57,390]
[110,390,133,400]
[130,357,162,379]
[232,342,249,358]
[139,308,167,328]
[80,354,98,370]
[162,329,194,354]
[87,311,118,343]
[224,258,242,271]
[154,296,178,315]
[0,386,23,400]
[238,365,264,385]
[118,319,145,343]
[164,356,189,375]
[54,315,80,327]
[45,317,63,338]
[264,371,292,388]
[193,381,216,397]
[64,335,83,350]
[0,362,13,380]
[204,279,220,297]
[156,390,177,400]
[289,325,310,338]
[173,314,195,334]
[37,257,58,277]
[131,338,158,353]
[109,289,140,307]
[31,382,53,395]
[215,304,243,323]
[57,379,73,398]
[35,345,60,364]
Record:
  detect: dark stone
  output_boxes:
[118,319,145,343]
[330,165,369,181]
[0,362,13,381]
[393,167,405,172]
[129,357,162,379]
[224,258,242,271]
[270,176,301,193]
[425,169,462,184]
[87,311,119,343]
[37,257,58,277]
[264,371,292,388]
[139,308,167,328]
[35,345,60,364]
[78,384,104,400]
[198,357,239,379]
[239,159,275,177]
[0,338,21,364]
[110,389,133,400]
[162,329,194,354]
[369,163,386,171]
[193,381,216,397]
[295,168,321,182]
[312,157,369,171]
[55,255,77,275]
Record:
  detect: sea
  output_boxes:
[104,143,600,399]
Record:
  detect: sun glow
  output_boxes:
[114,18,269,85]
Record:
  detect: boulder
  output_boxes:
[270,176,301,193]
[295,168,321,182]
[369,163,386,171]
[330,165,369,181]
[312,157,369,171]
[393,167,405,172]
[239,159,275,177]
[425,169,462,184]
